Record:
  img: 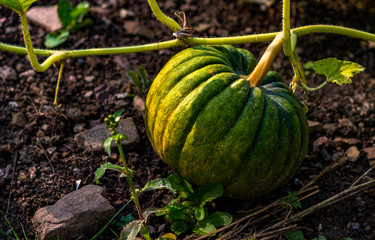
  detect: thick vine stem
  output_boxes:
[246,33,284,87]
[282,0,292,56]
[147,0,182,32]
[2,25,375,73]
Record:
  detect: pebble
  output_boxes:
[124,21,155,39]
[18,171,27,182]
[19,69,36,78]
[347,222,360,230]
[84,75,95,82]
[333,137,361,147]
[133,95,145,115]
[346,146,360,162]
[65,107,85,123]
[26,5,62,32]
[323,123,337,133]
[73,123,86,133]
[0,66,17,81]
[84,91,94,98]
[28,166,37,180]
[362,147,375,160]
[11,112,28,127]
[313,136,328,150]
[308,120,323,133]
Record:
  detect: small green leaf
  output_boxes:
[170,219,191,235]
[290,32,297,53]
[137,66,149,86]
[167,203,188,220]
[57,0,73,28]
[113,109,125,122]
[194,206,205,221]
[280,191,302,208]
[158,233,177,240]
[103,137,113,156]
[202,212,232,227]
[113,133,128,143]
[94,163,124,184]
[140,179,175,194]
[120,220,144,240]
[44,31,70,48]
[193,222,216,236]
[70,1,90,20]
[0,0,36,14]
[284,230,306,240]
[195,182,223,205]
[126,70,142,90]
[313,58,364,85]
[167,174,194,199]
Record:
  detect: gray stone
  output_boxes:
[12,112,27,127]
[346,146,360,162]
[308,120,323,133]
[26,5,62,32]
[124,20,155,39]
[133,95,145,115]
[19,69,36,78]
[0,66,17,81]
[363,147,375,160]
[74,117,140,152]
[32,185,115,240]
[333,137,361,147]
[323,123,337,133]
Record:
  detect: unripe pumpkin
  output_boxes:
[145,45,309,199]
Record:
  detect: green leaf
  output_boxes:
[115,213,135,228]
[290,32,297,53]
[170,219,191,235]
[71,1,90,20]
[193,222,216,236]
[158,233,177,240]
[94,163,124,184]
[120,220,144,240]
[313,58,364,85]
[194,206,205,221]
[44,31,70,48]
[126,70,142,90]
[195,182,223,205]
[280,191,302,208]
[202,212,232,227]
[0,0,37,14]
[167,174,194,199]
[284,230,306,240]
[103,137,113,156]
[57,0,73,28]
[137,66,149,86]
[167,203,188,220]
[113,133,128,143]
[113,109,125,122]
[140,179,175,194]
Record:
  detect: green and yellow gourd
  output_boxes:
[145,38,309,199]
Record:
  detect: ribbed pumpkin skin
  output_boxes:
[145,45,309,199]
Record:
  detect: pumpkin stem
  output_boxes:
[246,32,284,87]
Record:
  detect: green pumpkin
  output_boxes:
[145,45,309,199]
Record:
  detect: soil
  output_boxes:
[1,0,375,239]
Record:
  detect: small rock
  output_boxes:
[0,66,17,81]
[73,123,86,133]
[65,107,85,123]
[84,91,94,98]
[194,23,212,32]
[47,147,57,155]
[119,8,135,19]
[32,185,115,240]
[308,120,323,133]
[133,95,145,115]
[19,69,36,78]
[84,75,95,82]
[323,123,337,133]
[313,136,328,150]
[347,222,360,230]
[18,171,27,182]
[338,118,357,131]
[333,137,361,147]
[363,147,375,160]
[8,101,19,108]
[12,112,27,127]
[28,166,37,180]
[26,5,62,32]
[346,146,360,162]
[124,21,155,39]
[74,117,140,153]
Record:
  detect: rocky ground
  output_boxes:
[1,0,375,239]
